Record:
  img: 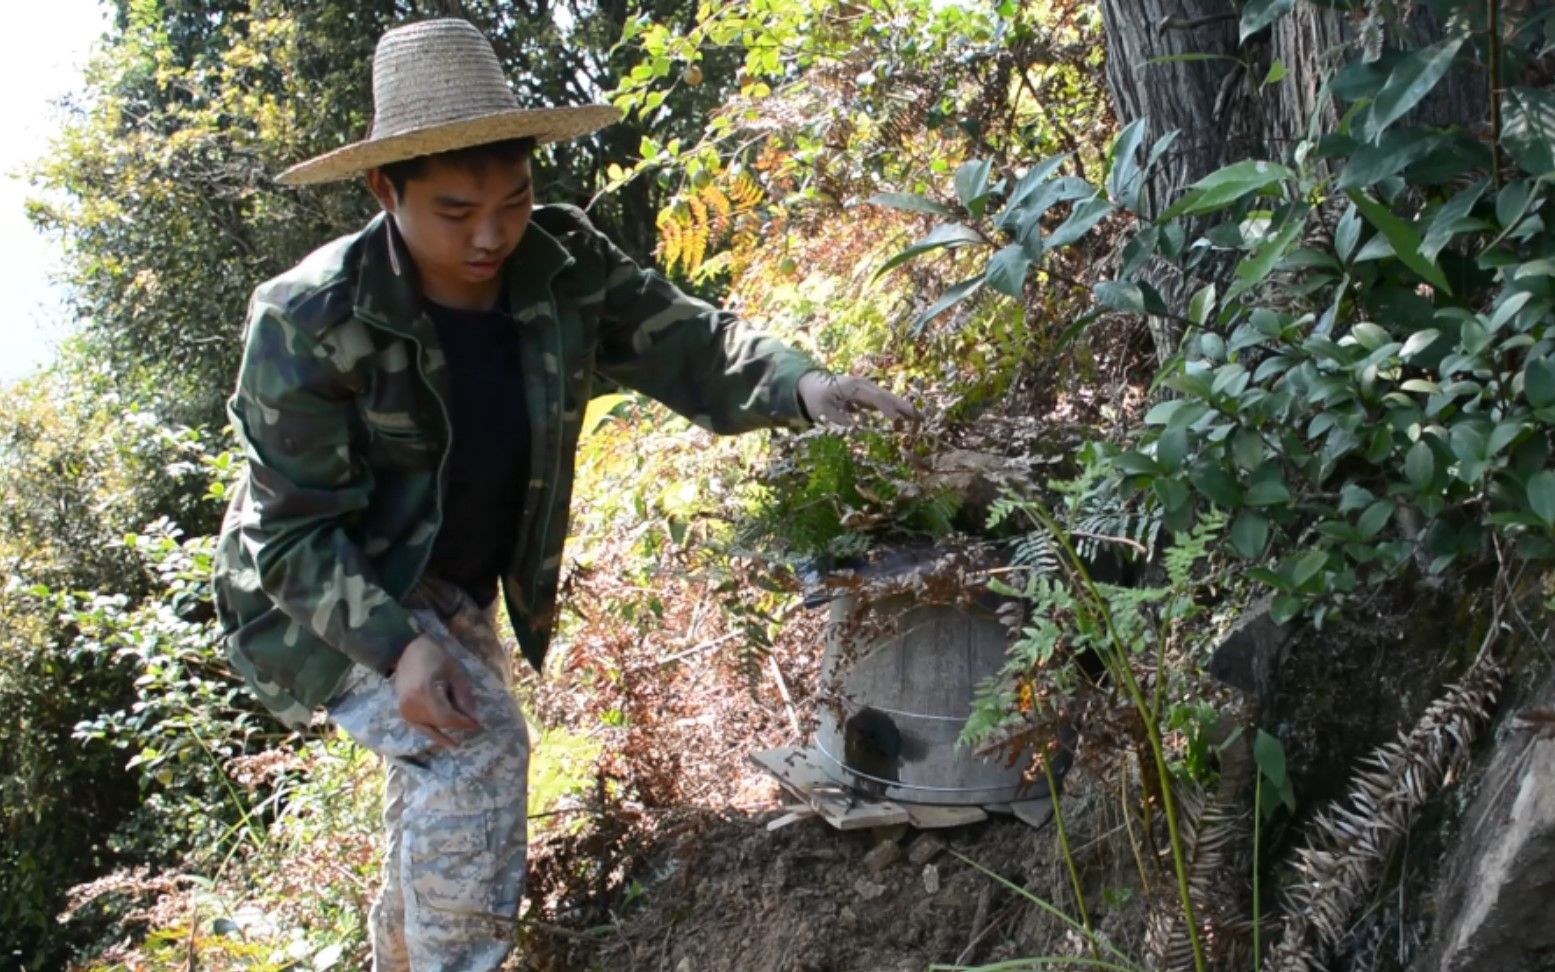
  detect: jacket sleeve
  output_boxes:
[227,294,421,676]
[577,211,823,433]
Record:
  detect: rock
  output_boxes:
[1208,595,1291,703]
[922,863,941,894]
[907,833,946,866]
[863,839,902,873]
[1419,685,1555,972]
[676,960,692,972]
[854,874,889,901]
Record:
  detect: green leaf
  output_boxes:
[1335,204,1362,262]
[1338,129,1446,189]
[1193,462,1243,509]
[1162,160,1295,220]
[1189,283,1217,327]
[867,192,954,217]
[1000,154,1071,215]
[1154,475,1190,511]
[1240,0,1296,42]
[1347,190,1454,295]
[1358,499,1394,539]
[874,224,984,279]
[1400,328,1440,360]
[1358,36,1468,142]
[1108,117,1149,212]
[1421,178,1489,262]
[1525,357,1555,408]
[1095,280,1148,314]
[1232,429,1266,471]
[1254,728,1288,787]
[1264,58,1288,85]
[954,159,994,213]
[910,276,984,335]
[1350,321,1389,350]
[1246,479,1292,506]
[1046,195,1115,249]
[1502,86,1555,176]
[1270,593,1304,624]
[1291,548,1328,586]
[1527,472,1555,525]
[1232,510,1270,558]
[1227,216,1305,301]
[1405,439,1435,489]
[1157,428,1189,471]
[986,245,1031,298]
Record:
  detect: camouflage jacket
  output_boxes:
[212,204,818,727]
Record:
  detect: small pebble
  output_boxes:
[855,877,889,901]
[863,839,902,873]
[907,833,946,866]
[922,863,941,894]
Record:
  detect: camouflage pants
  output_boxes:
[328,580,529,972]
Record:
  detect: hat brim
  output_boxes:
[276,104,622,186]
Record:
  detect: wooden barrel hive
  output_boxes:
[812,577,1028,806]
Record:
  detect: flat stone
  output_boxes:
[908,833,946,866]
[922,863,941,894]
[1422,710,1555,972]
[1208,595,1290,702]
[854,877,888,902]
[863,838,902,873]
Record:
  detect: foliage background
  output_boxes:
[3,0,1552,969]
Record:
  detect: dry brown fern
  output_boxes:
[1265,659,1504,972]
[1146,725,1257,972]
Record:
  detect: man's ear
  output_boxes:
[366,168,398,213]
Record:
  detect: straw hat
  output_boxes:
[277,18,621,186]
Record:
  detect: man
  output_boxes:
[211,17,916,972]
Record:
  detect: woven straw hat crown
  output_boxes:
[278,18,619,185]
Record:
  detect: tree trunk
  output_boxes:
[1099,1,1488,365]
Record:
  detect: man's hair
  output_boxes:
[379,137,536,198]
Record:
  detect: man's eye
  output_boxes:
[438,211,470,221]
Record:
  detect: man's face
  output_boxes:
[368,154,533,308]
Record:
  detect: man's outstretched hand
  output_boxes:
[798,371,920,426]
[394,634,481,747]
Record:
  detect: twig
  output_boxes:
[957,884,995,966]
[634,632,740,671]
[1489,0,1504,190]
[769,652,803,738]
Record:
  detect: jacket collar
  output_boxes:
[351,210,576,338]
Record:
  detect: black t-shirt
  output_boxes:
[422,299,530,607]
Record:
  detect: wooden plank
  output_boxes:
[766,806,819,831]
[751,746,910,831]
[1010,797,1055,830]
[902,803,987,829]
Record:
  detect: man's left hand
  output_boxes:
[798,372,921,426]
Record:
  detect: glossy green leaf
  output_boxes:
[954,159,994,212]
[1400,328,1440,360]
[867,192,954,217]
[1358,499,1394,539]
[1189,283,1217,327]
[1421,178,1489,262]
[1290,548,1328,586]
[1226,216,1305,301]
[1240,0,1296,42]
[985,245,1031,298]
[1108,117,1149,212]
[1358,35,1466,143]
[1193,462,1243,509]
[1161,160,1295,220]
[874,223,984,279]
[1246,479,1292,506]
[1095,280,1148,314]
[1502,86,1555,176]
[1046,195,1115,249]
[910,276,984,335]
[1347,190,1454,295]
[1232,510,1270,558]
[1528,471,1555,525]
[1339,128,1445,189]
[1525,357,1555,408]
[1405,439,1435,489]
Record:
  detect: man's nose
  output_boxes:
[471,214,504,252]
